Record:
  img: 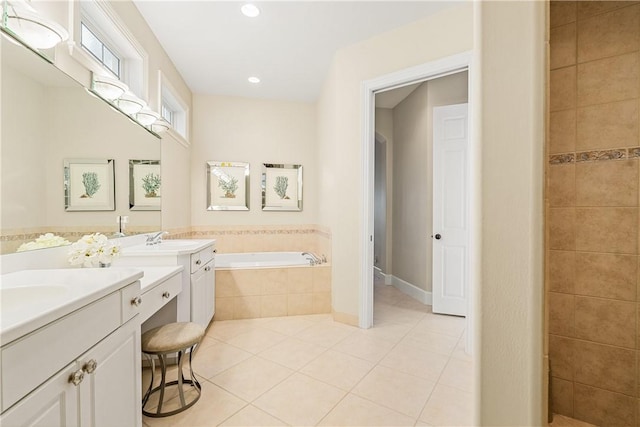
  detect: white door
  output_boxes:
[432,103,469,316]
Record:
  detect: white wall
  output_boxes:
[191,95,317,226]
[374,108,394,275]
[316,3,474,319]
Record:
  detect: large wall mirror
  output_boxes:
[1,35,161,254]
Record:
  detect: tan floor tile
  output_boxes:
[261,316,316,336]
[419,384,474,426]
[374,306,427,325]
[359,321,413,344]
[219,404,287,426]
[438,358,474,393]
[258,337,327,370]
[300,349,375,391]
[254,373,346,426]
[294,321,357,347]
[451,336,473,363]
[550,414,597,427]
[143,381,246,427]
[207,319,264,342]
[380,344,449,383]
[332,332,396,362]
[318,393,416,426]
[191,340,253,379]
[226,329,288,354]
[352,365,436,418]
[401,329,459,356]
[413,313,466,338]
[211,357,293,402]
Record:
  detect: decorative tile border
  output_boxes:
[549,147,640,165]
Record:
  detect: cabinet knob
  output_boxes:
[204,266,211,272]
[69,369,85,386]
[131,296,142,307]
[162,291,171,299]
[195,259,202,265]
[83,359,98,374]
[213,248,217,254]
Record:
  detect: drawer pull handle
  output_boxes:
[69,369,84,386]
[162,291,171,299]
[213,249,217,254]
[131,296,142,307]
[83,359,98,374]
[204,266,211,272]
[195,260,202,265]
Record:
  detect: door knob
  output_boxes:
[434,234,442,240]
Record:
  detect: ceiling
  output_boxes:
[133,1,460,102]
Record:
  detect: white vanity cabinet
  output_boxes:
[190,250,215,328]
[0,277,143,427]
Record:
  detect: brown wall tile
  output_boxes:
[549,250,576,294]
[574,383,637,427]
[577,5,640,63]
[575,296,637,348]
[577,53,640,107]
[577,100,639,151]
[215,297,234,321]
[261,295,288,318]
[287,293,313,316]
[312,292,332,314]
[575,252,637,301]
[549,164,576,207]
[288,267,313,293]
[312,266,332,293]
[550,110,577,154]
[575,159,639,207]
[549,208,576,250]
[551,0,577,28]
[215,271,238,297]
[234,296,261,319]
[551,23,577,70]
[575,208,638,254]
[577,1,639,20]
[551,67,577,112]
[549,334,575,380]
[574,340,637,395]
[549,292,575,337]
[551,377,574,417]
[262,268,288,295]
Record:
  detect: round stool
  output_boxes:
[141,322,205,417]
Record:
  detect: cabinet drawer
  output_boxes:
[139,274,182,323]
[190,245,216,273]
[120,281,142,323]
[1,292,121,411]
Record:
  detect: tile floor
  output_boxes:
[143,280,473,426]
[549,415,597,427]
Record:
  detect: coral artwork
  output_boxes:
[81,172,100,198]
[142,173,161,198]
[218,176,238,198]
[274,176,290,199]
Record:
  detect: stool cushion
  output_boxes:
[142,322,205,354]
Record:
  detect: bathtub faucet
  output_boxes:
[146,231,168,245]
[302,252,322,266]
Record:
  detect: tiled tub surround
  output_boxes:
[215,265,332,320]
[548,1,640,425]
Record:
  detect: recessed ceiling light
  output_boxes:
[248,76,260,84]
[241,4,260,18]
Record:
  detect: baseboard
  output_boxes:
[332,309,359,326]
[391,275,432,305]
[373,266,392,285]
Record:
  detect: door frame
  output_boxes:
[359,51,476,350]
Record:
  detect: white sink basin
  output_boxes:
[121,239,214,256]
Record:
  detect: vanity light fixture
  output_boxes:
[248,76,260,84]
[151,117,171,134]
[116,91,146,115]
[241,3,260,18]
[2,0,68,49]
[92,74,128,101]
[136,107,160,127]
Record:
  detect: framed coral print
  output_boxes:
[129,160,161,211]
[262,163,302,211]
[64,158,115,211]
[207,161,250,211]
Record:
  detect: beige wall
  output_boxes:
[374,107,393,274]
[547,1,640,425]
[391,73,468,293]
[316,3,474,319]
[191,95,317,226]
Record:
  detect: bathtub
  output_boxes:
[214,252,331,320]
[215,251,312,269]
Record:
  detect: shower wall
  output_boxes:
[547,1,640,425]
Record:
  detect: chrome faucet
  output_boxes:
[146,231,168,245]
[302,252,322,266]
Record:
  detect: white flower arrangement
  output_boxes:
[17,233,71,252]
[68,233,121,267]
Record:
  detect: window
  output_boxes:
[80,22,120,78]
[161,102,174,125]
[159,71,189,142]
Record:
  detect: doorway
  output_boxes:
[360,52,475,352]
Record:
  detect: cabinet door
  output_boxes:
[0,363,79,427]
[79,318,141,427]
[191,260,215,328]
[205,260,215,323]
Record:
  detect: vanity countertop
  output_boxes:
[139,266,183,292]
[0,268,143,344]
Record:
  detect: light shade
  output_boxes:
[241,4,260,17]
[92,74,128,101]
[4,5,68,49]
[136,108,160,126]
[116,92,146,115]
[151,117,171,134]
